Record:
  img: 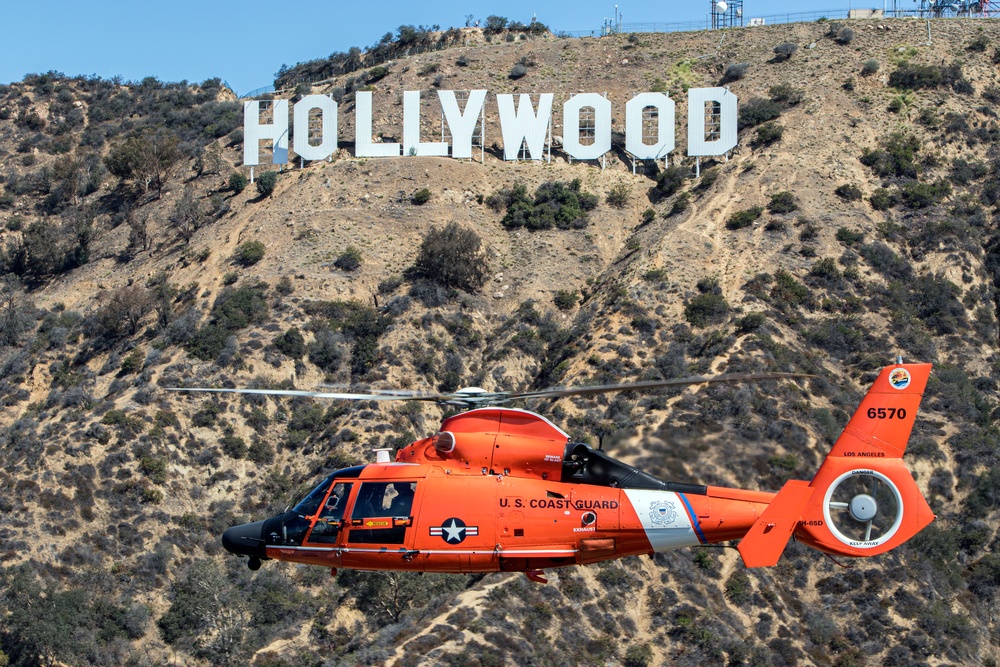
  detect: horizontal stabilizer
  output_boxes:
[737,480,813,568]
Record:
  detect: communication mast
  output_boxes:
[711,0,743,28]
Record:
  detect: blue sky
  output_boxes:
[2,1,848,95]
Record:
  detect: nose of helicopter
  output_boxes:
[222,519,268,558]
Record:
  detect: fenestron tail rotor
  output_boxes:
[167,372,812,409]
[824,470,903,547]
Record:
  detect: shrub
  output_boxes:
[367,65,389,82]
[413,222,488,291]
[411,188,431,205]
[752,122,783,148]
[720,63,749,84]
[655,165,691,198]
[967,35,989,52]
[768,83,803,106]
[859,132,920,178]
[334,246,362,271]
[773,42,798,61]
[836,227,864,246]
[738,98,783,128]
[554,290,578,310]
[456,55,470,67]
[228,172,248,193]
[861,59,880,76]
[834,184,863,201]
[255,170,277,197]
[835,27,854,44]
[233,240,265,266]
[274,327,306,359]
[900,179,951,209]
[768,191,798,214]
[726,206,763,230]
[684,293,729,327]
[509,64,528,80]
[605,183,631,208]
[494,179,597,230]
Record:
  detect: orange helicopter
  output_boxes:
[173,361,934,583]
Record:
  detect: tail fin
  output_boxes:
[738,362,935,566]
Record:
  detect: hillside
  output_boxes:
[2,16,1000,667]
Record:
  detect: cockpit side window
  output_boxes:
[292,476,335,516]
[308,482,353,544]
[351,482,415,519]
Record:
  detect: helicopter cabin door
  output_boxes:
[340,480,420,569]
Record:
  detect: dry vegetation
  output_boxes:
[1,16,1000,667]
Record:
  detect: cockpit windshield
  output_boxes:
[287,466,366,515]
[290,475,336,516]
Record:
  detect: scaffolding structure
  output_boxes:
[711,0,743,29]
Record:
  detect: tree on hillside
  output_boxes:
[413,222,488,291]
[104,130,182,197]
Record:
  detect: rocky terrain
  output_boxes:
[1,16,1000,667]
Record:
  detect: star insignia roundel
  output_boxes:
[430,518,479,544]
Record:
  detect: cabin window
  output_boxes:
[348,481,417,545]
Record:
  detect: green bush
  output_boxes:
[900,179,951,209]
[605,183,631,208]
[554,290,578,310]
[834,184,863,201]
[835,227,864,246]
[869,188,899,211]
[739,98,783,128]
[411,188,432,205]
[720,63,749,83]
[860,132,920,178]
[684,293,729,327]
[726,206,763,230]
[773,42,798,60]
[233,240,265,266]
[413,222,488,291]
[274,327,306,359]
[861,59,880,76]
[768,191,798,214]
[228,172,248,193]
[967,35,989,52]
[334,246,362,271]
[752,122,784,148]
[367,65,389,82]
[492,179,598,231]
[768,83,804,106]
[509,63,528,80]
[655,165,691,197]
[256,170,277,197]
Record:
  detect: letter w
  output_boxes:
[497,94,553,161]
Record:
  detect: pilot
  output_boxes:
[388,483,414,517]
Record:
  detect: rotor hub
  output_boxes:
[849,494,878,522]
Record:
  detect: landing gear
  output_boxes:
[524,569,548,584]
[248,557,263,571]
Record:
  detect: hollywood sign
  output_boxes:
[243,88,738,166]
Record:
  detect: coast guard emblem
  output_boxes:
[649,500,678,527]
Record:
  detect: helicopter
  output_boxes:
[171,361,934,583]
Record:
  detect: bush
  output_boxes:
[605,183,631,208]
[834,184,863,201]
[868,188,899,211]
[274,327,306,359]
[334,246,362,271]
[367,65,389,82]
[859,132,920,178]
[554,290,578,310]
[861,59,880,76]
[967,35,989,52]
[655,165,691,198]
[768,83,803,106]
[900,179,951,209]
[255,171,277,197]
[720,63,749,83]
[229,172,248,193]
[768,191,798,214]
[493,179,597,231]
[726,206,763,230]
[752,122,783,148]
[509,64,528,80]
[233,240,265,266]
[413,222,488,291]
[738,98,783,128]
[684,293,729,327]
[835,27,854,44]
[773,42,798,61]
[411,188,431,205]
[836,227,864,246]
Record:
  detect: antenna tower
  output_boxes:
[710,0,743,29]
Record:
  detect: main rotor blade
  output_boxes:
[504,372,813,402]
[165,387,446,402]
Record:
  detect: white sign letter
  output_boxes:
[293,95,338,161]
[687,88,737,157]
[439,90,487,159]
[355,91,400,157]
[563,93,611,161]
[244,100,289,165]
[497,93,553,160]
[625,93,675,160]
[404,90,448,157]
